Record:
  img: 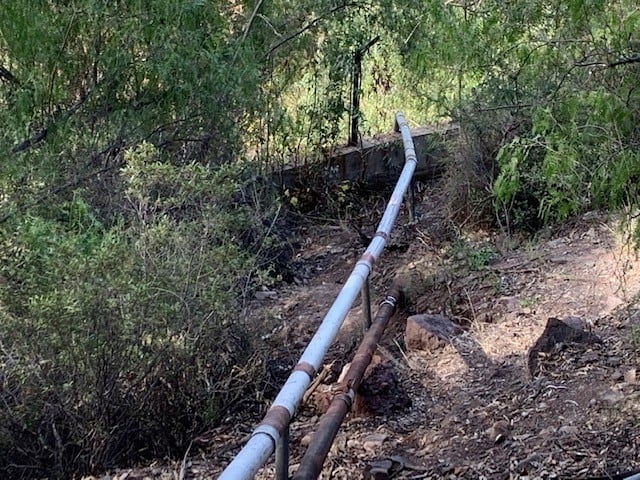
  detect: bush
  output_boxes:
[0,144,277,478]
[494,86,640,232]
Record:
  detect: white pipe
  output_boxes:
[218,112,417,479]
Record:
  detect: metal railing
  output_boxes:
[218,112,418,480]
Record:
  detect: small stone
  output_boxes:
[539,426,556,437]
[558,425,579,435]
[366,459,393,479]
[611,370,624,382]
[599,388,625,404]
[515,453,542,474]
[300,433,313,446]
[254,290,277,300]
[580,351,600,364]
[347,439,360,449]
[607,356,623,367]
[362,433,388,453]
[487,420,510,443]
[624,368,637,385]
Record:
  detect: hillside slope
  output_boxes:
[87,191,640,480]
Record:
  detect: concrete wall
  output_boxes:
[274,124,459,190]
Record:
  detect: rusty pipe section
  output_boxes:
[218,113,417,480]
[292,283,402,480]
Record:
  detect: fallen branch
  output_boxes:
[576,54,640,68]
[11,129,48,153]
[11,89,90,154]
[265,3,357,58]
[0,65,18,84]
[609,54,640,68]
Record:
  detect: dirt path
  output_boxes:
[87,206,640,480]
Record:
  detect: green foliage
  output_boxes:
[407,0,640,233]
[0,165,269,477]
[0,0,263,221]
[2,0,640,477]
[0,0,278,465]
[449,238,496,272]
[495,85,640,230]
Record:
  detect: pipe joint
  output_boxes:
[252,425,279,448]
[356,252,376,271]
[379,294,397,308]
[293,361,316,380]
[336,389,355,410]
[253,405,291,447]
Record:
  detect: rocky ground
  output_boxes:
[87,188,640,479]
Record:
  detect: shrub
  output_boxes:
[0,145,276,478]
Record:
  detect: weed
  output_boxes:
[468,247,496,270]
[449,239,497,272]
[519,297,539,309]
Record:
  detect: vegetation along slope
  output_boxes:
[0,1,638,478]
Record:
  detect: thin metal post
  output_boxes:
[408,180,416,222]
[275,426,289,480]
[361,278,372,332]
[349,50,362,146]
[349,36,380,145]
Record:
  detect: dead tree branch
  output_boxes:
[11,129,48,153]
[265,3,357,58]
[0,65,18,84]
[576,54,640,68]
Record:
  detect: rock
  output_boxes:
[487,420,510,443]
[539,426,556,437]
[515,453,542,475]
[580,350,600,364]
[405,314,462,352]
[563,316,587,330]
[365,459,393,479]
[607,356,623,367]
[527,317,603,376]
[300,432,313,446]
[254,290,277,300]
[362,433,388,453]
[355,363,412,415]
[558,425,579,435]
[599,387,625,404]
[476,312,494,323]
[624,368,637,385]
